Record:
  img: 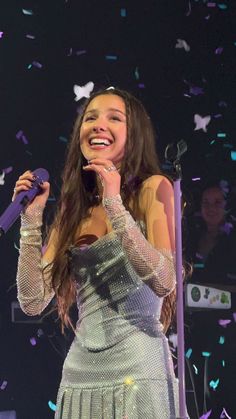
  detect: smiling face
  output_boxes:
[79,94,127,166]
[201,187,226,228]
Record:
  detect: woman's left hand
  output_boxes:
[83,158,121,198]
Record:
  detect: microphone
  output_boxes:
[0,168,49,236]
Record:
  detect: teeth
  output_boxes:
[90,138,111,146]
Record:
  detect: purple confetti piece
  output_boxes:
[16,130,23,139]
[189,85,204,96]
[199,409,212,419]
[76,50,87,56]
[218,101,227,107]
[2,166,13,174]
[220,408,231,418]
[30,337,37,346]
[21,135,28,145]
[192,177,201,181]
[207,2,216,7]
[215,47,224,55]
[0,380,8,390]
[0,32,4,38]
[26,34,35,39]
[218,319,231,327]
[232,312,236,322]
[214,114,222,118]
[32,61,42,68]
[138,83,145,88]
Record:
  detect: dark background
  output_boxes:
[0,1,236,418]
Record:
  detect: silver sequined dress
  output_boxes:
[55,231,179,419]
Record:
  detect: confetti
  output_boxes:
[73,81,94,101]
[30,337,37,346]
[0,32,4,38]
[209,378,220,390]
[0,172,5,185]
[194,114,211,132]
[26,34,35,39]
[185,348,192,359]
[193,364,198,374]
[175,39,190,52]
[220,407,231,418]
[218,319,231,327]
[16,130,28,144]
[0,380,8,390]
[48,401,57,412]
[199,409,212,419]
[120,8,126,17]
[230,151,236,161]
[202,351,211,357]
[219,336,225,344]
[22,9,33,15]
[105,55,118,60]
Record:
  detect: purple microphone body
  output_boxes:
[0,168,49,236]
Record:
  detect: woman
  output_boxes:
[14,88,179,418]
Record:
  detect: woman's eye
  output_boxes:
[110,116,121,121]
[84,116,96,121]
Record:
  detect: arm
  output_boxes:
[16,205,55,315]
[103,175,176,297]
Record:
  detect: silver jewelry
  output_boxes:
[13,187,17,192]
[103,165,117,172]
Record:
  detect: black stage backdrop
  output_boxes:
[0,1,236,418]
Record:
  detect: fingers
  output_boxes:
[12,170,49,202]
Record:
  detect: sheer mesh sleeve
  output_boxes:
[16,205,55,315]
[103,176,176,297]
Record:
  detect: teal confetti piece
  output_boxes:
[219,336,225,344]
[185,348,192,359]
[218,4,227,9]
[222,360,225,367]
[202,351,211,357]
[120,8,126,17]
[223,143,233,149]
[27,64,32,69]
[193,263,205,268]
[210,140,215,145]
[231,151,236,161]
[48,401,56,412]
[105,55,117,60]
[209,378,219,390]
[217,133,226,138]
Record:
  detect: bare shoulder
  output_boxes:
[141,175,173,195]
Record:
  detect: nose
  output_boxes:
[92,125,107,133]
[91,116,108,133]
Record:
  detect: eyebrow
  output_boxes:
[84,108,126,116]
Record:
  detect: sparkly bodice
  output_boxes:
[70,232,164,351]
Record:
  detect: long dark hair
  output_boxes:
[48,88,176,332]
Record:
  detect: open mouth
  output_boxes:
[89,138,113,148]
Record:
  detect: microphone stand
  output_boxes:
[165,140,188,419]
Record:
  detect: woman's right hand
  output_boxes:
[12,170,50,212]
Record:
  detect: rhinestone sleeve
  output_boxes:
[16,205,55,315]
[103,180,176,297]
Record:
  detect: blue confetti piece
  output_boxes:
[231,151,236,161]
[185,348,192,359]
[209,378,220,390]
[48,401,57,412]
[120,8,126,17]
